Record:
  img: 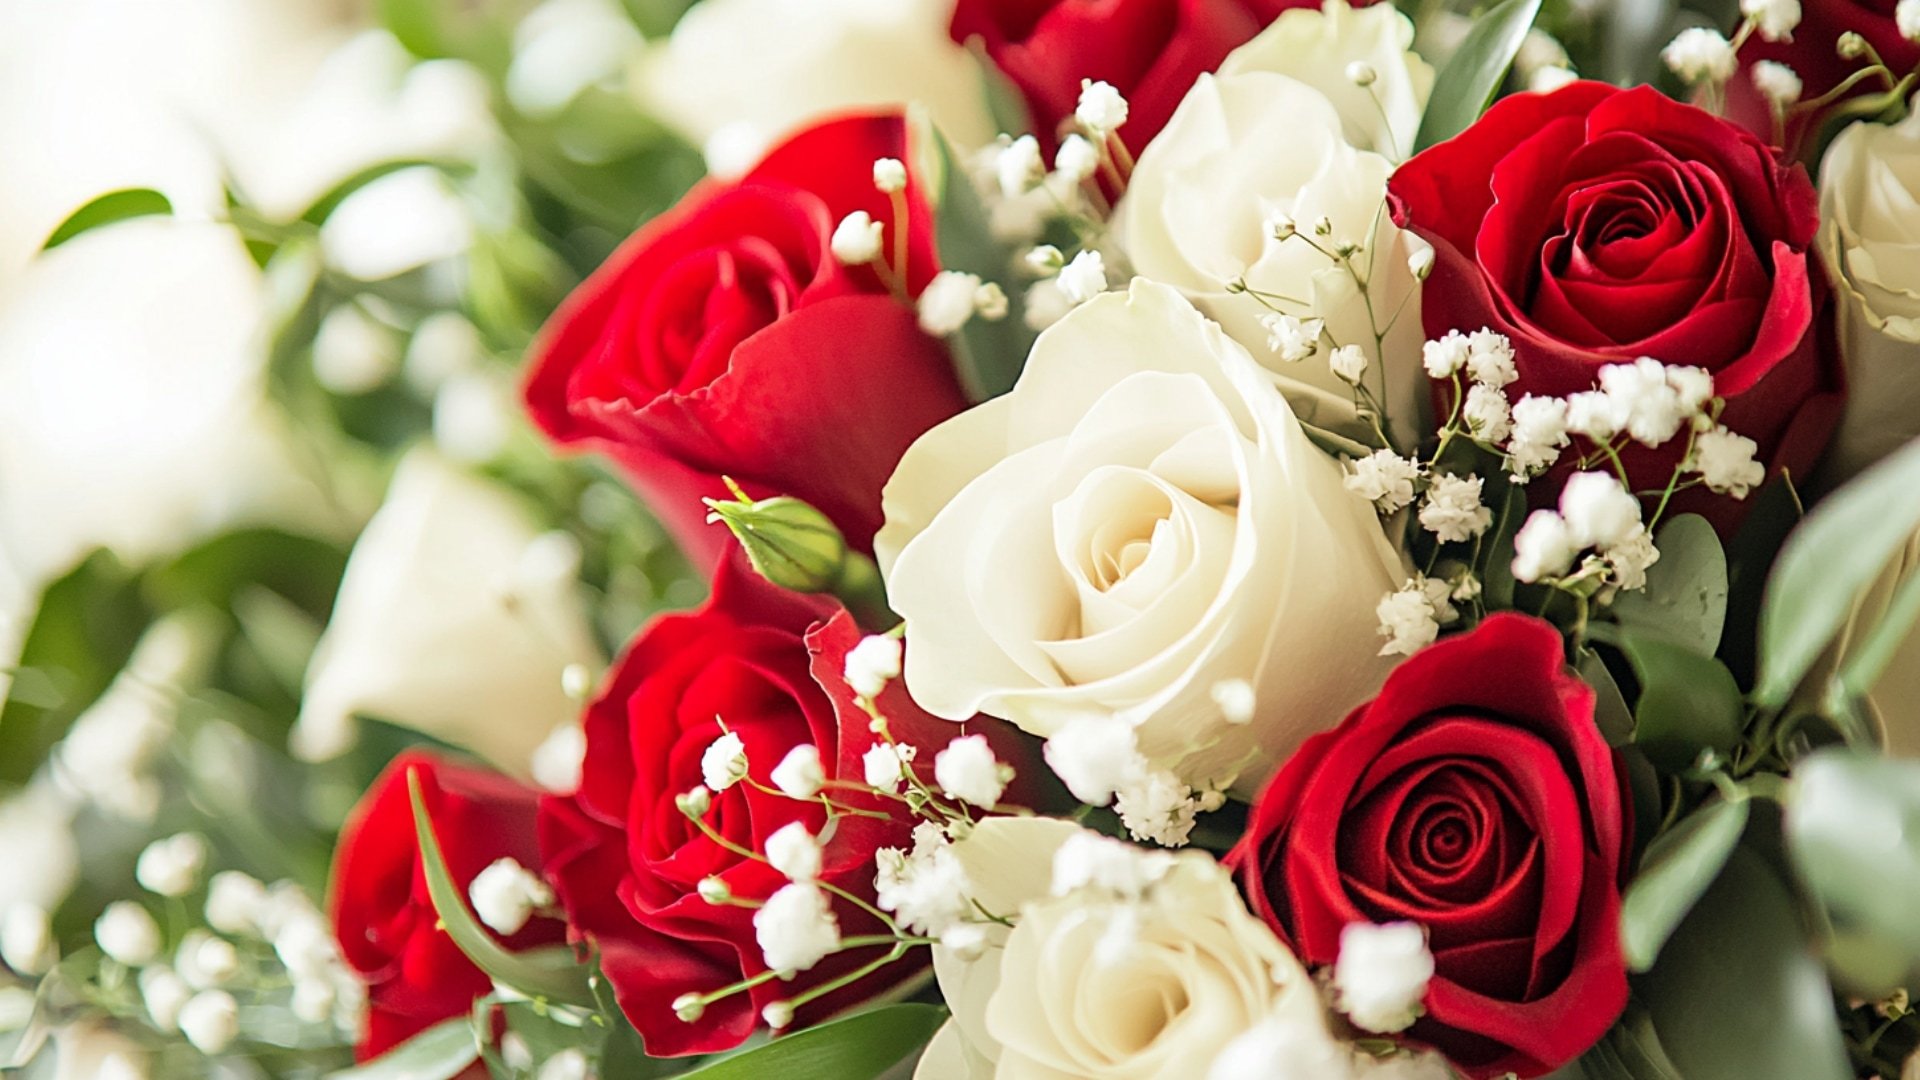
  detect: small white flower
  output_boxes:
[1056,250,1108,305]
[136,833,207,897]
[1512,510,1579,583]
[1050,830,1174,900]
[1055,134,1099,183]
[875,823,971,936]
[1663,27,1737,84]
[754,883,841,976]
[1607,526,1662,591]
[1023,278,1075,331]
[1465,329,1517,388]
[872,157,908,194]
[1266,211,1297,241]
[95,901,161,966]
[1408,245,1435,281]
[974,282,1010,322]
[1376,578,1455,658]
[1565,390,1621,443]
[1329,344,1369,384]
[830,211,884,265]
[1507,395,1571,476]
[698,876,731,904]
[1076,79,1129,133]
[204,871,268,936]
[762,1001,795,1030]
[141,964,193,1032]
[1,903,55,976]
[844,634,903,699]
[1599,357,1688,447]
[700,731,750,792]
[1559,471,1643,551]
[1419,473,1493,543]
[1024,244,1065,274]
[935,734,1008,809]
[1742,0,1802,42]
[560,663,593,701]
[538,1048,591,1080]
[179,989,240,1054]
[176,931,239,989]
[771,744,825,799]
[1345,449,1422,513]
[677,785,713,818]
[1463,383,1513,443]
[1690,425,1766,496]
[1752,61,1804,107]
[1345,60,1378,86]
[918,270,985,336]
[765,822,823,883]
[940,922,990,962]
[468,857,554,936]
[1113,766,1200,847]
[673,992,706,1022]
[532,722,587,794]
[1043,716,1140,805]
[1262,313,1323,362]
[1210,678,1256,726]
[862,741,915,790]
[1422,330,1470,379]
[1333,921,1434,1034]
[997,135,1044,198]
[1665,364,1715,416]
[1901,0,1920,43]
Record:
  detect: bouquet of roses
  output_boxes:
[11,0,1920,1078]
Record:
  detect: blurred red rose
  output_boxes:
[524,112,968,568]
[1390,81,1841,529]
[329,750,565,1061]
[538,549,1053,1056]
[1228,614,1627,1079]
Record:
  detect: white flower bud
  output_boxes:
[974,282,1010,322]
[753,883,841,976]
[996,135,1044,198]
[1741,0,1802,42]
[1558,471,1643,551]
[1075,79,1129,133]
[136,833,207,897]
[765,822,824,883]
[1900,0,1920,43]
[532,722,587,794]
[676,785,713,818]
[700,731,749,792]
[1662,28,1736,85]
[204,871,268,936]
[1345,60,1378,86]
[917,270,984,336]
[1054,134,1099,183]
[1752,60,1803,107]
[1407,245,1435,280]
[1056,250,1108,305]
[538,1048,590,1080]
[1210,678,1256,726]
[762,1001,795,1030]
[831,212,884,266]
[95,901,161,966]
[934,735,1008,809]
[940,922,989,962]
[673,993,706,1022]
[872,157,907,194]
[176,931,239,989]
[141,965,193,1032]
[771,744,825,799]
[1512,509,1579,583]
[179,989,240,1054]
[469,857,554,936]
[698,876,731,904]
[843,634,903,699]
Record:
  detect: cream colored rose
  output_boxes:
[1118,2,1431,444]
[913,818,1338,1080]
[1818,107,1920,484]
[293,450,604,774]
[1798,526,1920,758]
[636,0,995,175]
[877,280,1403,793]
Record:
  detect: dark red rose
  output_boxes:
[1727,3,1920,159]
[1227,614,1627,1079]
[524,112,968,568]
[329,750,566,1061]
[949,0,1323,156]
[1390,82,1842,530]
[538,549,1052,1056]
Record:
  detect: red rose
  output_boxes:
[539,550,1050,1056]
[524,112,967,568]
[949,0,1321,156]
[1390,82,1842,529]
[1227,614,1627,1079]
[1727,3,1920,158]
[329,750,565,1061]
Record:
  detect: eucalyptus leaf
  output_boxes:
[1755,437,1920,708]
[1412,0,1544,152]
[41,188,173,250]
[1784,749,1920,994]
[407,772,598,1008]
[1610,515,1727,656]
[323,1017,477,1080]
[1587,624,1743,773]
[671,1004,946,1080]
[1620,797,1749,972]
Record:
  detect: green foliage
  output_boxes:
[660,1004,948,1080]
[41,188,173,250]
[324,1018,477,1080]
[1620,796,1749,972]
[1785,749,1920,995]
[1609,515,1727,657]
[1587,623,1744,774]
[1413,0,1544,153]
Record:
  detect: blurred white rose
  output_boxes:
[293,450,604,773]
[636,0,996,175]
[1818,107,1920,484]
[1799,525,1920,758]
[0,783,79,916]
[878,280,1403,793]
[1118,5,1432,446]
[51,1022,149,1080]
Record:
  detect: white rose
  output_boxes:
[878,280,1403,792]
[293,449,604,773]
[914,818,1336,1079]
[636,0,995,176]
[1818,107,1920,484]
[1118,3,1432,445]
[1797,526,1920,758]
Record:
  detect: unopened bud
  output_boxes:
[705,480,849,594]
[1837,31,1868,58]
[674,993,706,1022]
[1345,61,1378,86]
[763,1001,795,1029]
[698,877,731,904]
[676,786,713,818]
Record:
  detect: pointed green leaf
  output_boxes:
[673,1004,946,1080]
[1620,797,1749,972]
[324,1017,477,1080]
[1588,624,1744,774]
[42,188,173,250]
[1412,0,1544,153]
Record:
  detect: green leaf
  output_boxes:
[0,552,151,786]
[1588,624,1744,774]
[1481,473,1528,611]
[324,1017,477,1080]
[618,0,696,36]
[374,0,511,71]
[41,188,173,250]
[672,1004,947,1080]
[1755,437,1920,708]
[407,771,598,1009]
[146,528,349,618]
[1577,647,1635,747]
[1785,749,1920,994]
[1640,844,1850,1080]
[1620,797,1749,972]
[1412,0,1544,152]
[1609,515,1728,656]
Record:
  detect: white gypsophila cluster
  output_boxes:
[1075,79,1129,134]
[771,744,825,799]
[1332,921,1435,1034]
[1375,577,1459,657]
[468,857,555,936]
[1418,473,1493,543]
[1055,250,1109,306]
[1047,831,1183,966]
[1462,383,1513,443]
[918,271,984,336]
[996,135,1044,199]
[1752,61,1804,108]
[1056,135,1099,184]
[256,879,366,1035]
[1040,715,1215,847]
[700,731,749,792]
[969,141,1088,247]
[765,821,823,884]
[1901,0,1920,43]
[174,931,239,989]
[830,211,884,266]
[1345,449,1421,513]
[1498,356,1717,483]
[135,833,208,898]
[1329,344,1369,385]
[933,734,1009,809]
[1662,28,1737,85]
[1111,767,1205,848]
[843,633,902,699]
[1690,425,1766,497]
[861,740,917,791]
[1210,677,1257,726]
[1262,313,1325,363]
[755,883,842,976]
[1740,0,1802,42]
[1,902,55,976]
[1512,471,1660,590]
[1506,395,1572,477]
[874,822,972,938]
[872,157,907,194]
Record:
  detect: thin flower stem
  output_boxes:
[779,943,914,1014]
